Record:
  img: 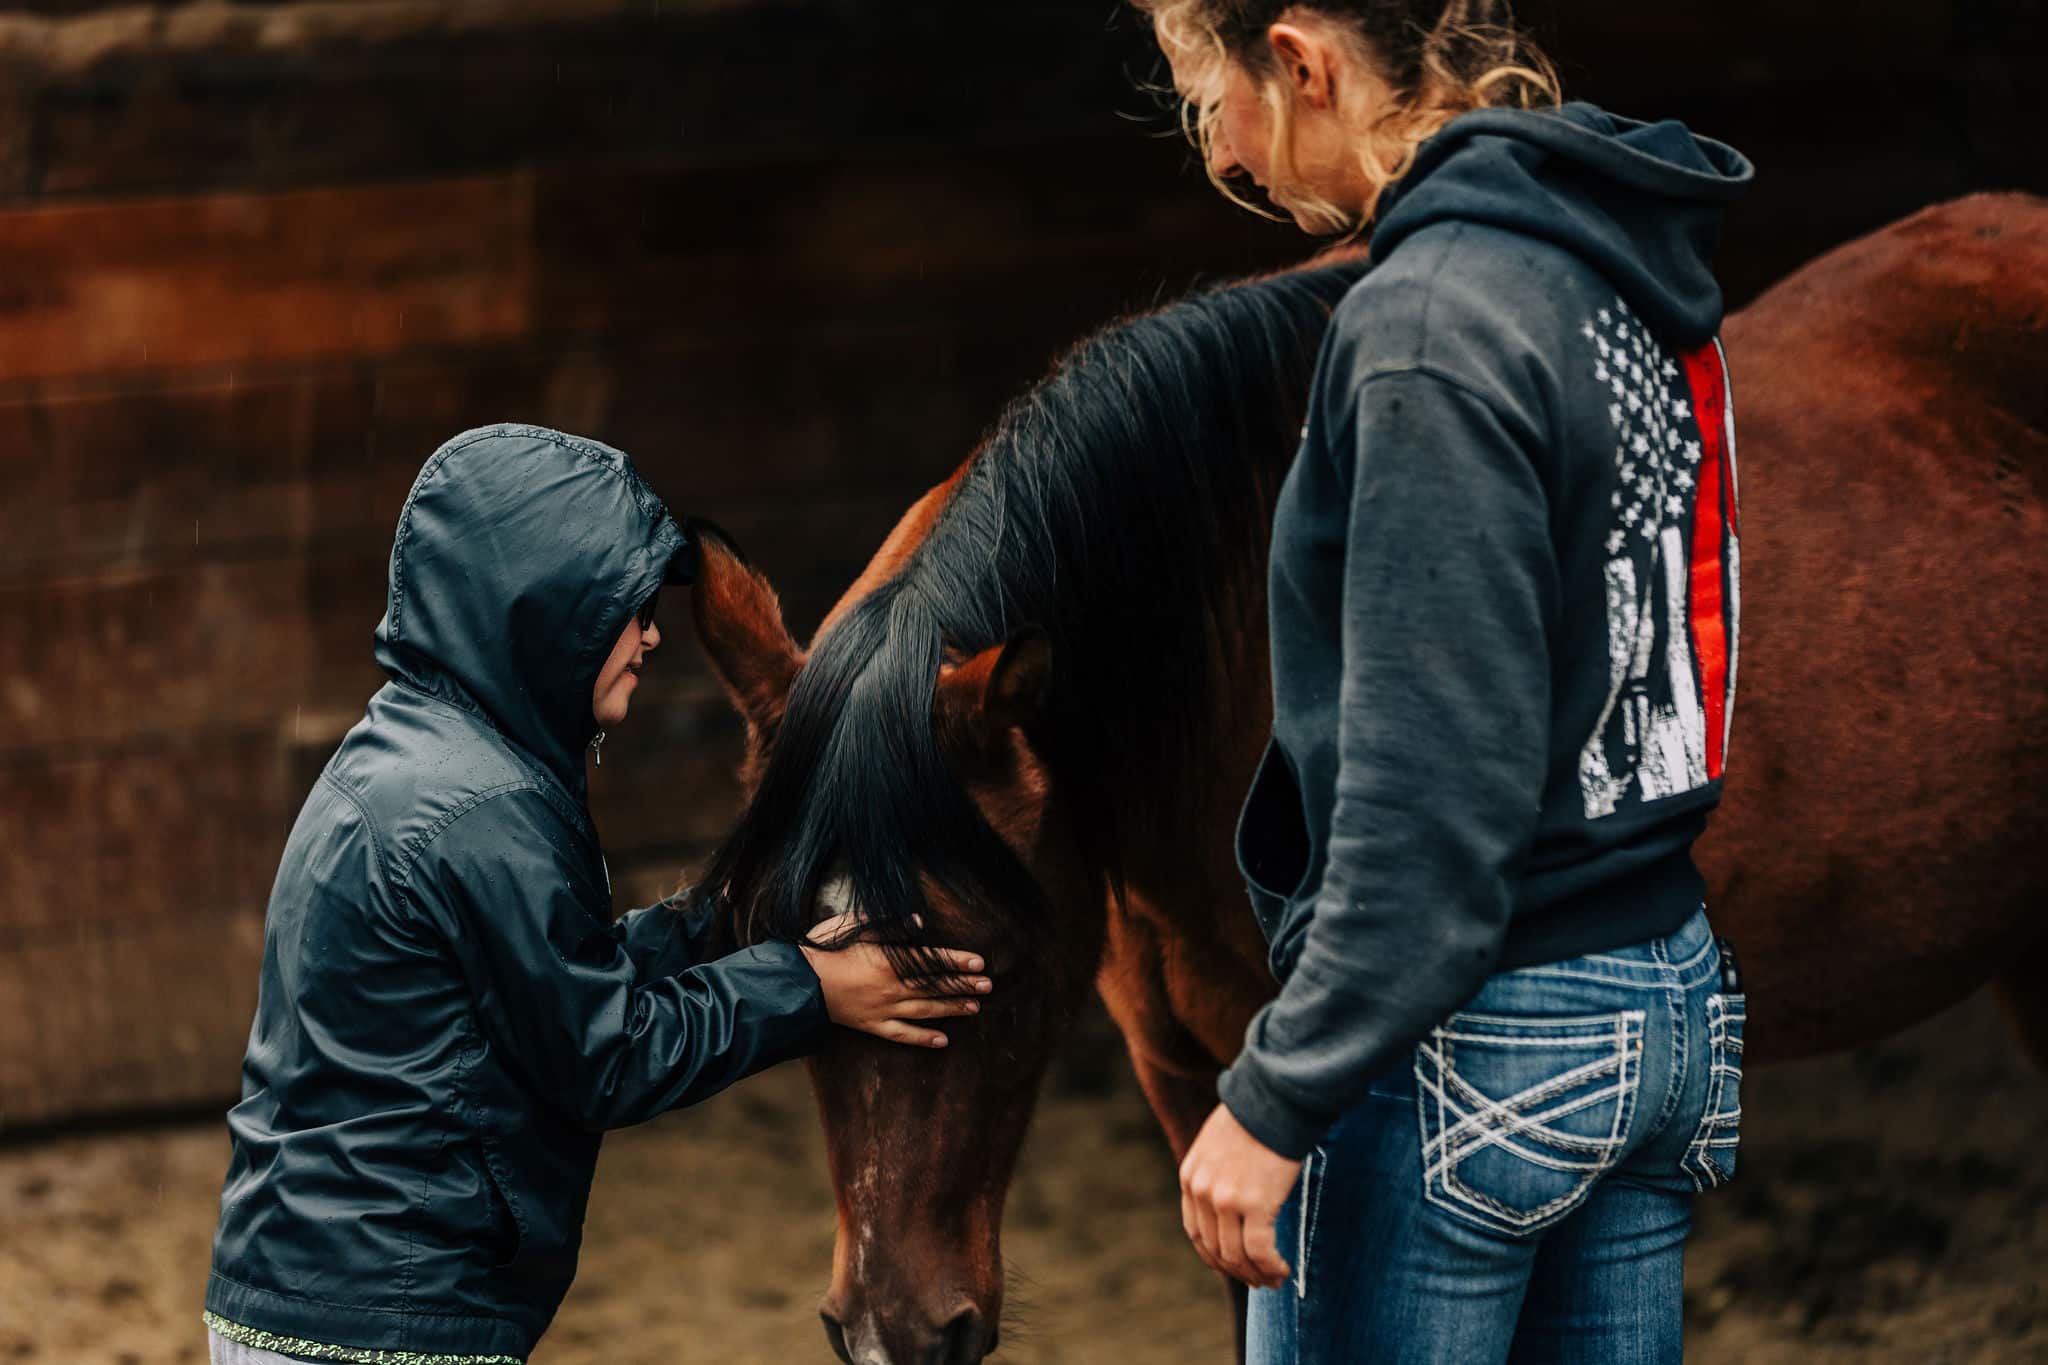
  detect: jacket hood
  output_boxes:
[1372,102,1754,347]
[374,424,689,795]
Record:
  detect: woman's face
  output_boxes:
[592,605,661,729]
[1204,57,1282,202]
[1173,17,1385,234]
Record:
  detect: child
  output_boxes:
[205,425,989,1364]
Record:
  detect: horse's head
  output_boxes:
[689,529,1103,1365]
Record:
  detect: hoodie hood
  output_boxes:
[1372,102,1754,347]
[374,424,689,796]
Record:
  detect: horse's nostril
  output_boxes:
[819,1309,853,1365]
[938,1307,986,1365]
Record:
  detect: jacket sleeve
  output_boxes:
[611,893,724,982]
[413,788,829,1131]
[1217,367,1558,1159]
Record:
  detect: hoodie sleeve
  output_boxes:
[1217,367,1558,1159]
[412,788,829,1131]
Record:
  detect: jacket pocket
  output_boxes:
[1235,737,1313,943]
[1681,992,1745,1191]
[1415,1009,1645,1237]
[475,1137,527,1269]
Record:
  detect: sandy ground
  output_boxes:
[4,989,2046,1365]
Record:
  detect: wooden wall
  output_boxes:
[1,0,2041,1130]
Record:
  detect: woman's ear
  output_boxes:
[690,534,802,733]
[1266,21,1338,109]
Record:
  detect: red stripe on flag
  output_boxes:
[1681,344,1732,780]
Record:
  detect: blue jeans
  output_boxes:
[1248,905,1744,1365]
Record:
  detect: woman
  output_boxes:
[1140,5,1754,1361]
[204,425,991,1365]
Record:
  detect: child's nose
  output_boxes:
[642,621,661,650]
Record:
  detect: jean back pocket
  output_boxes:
[1416,1009,1645,1236]
[1681,991,1745,1191]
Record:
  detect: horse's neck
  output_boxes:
[1061,417,1286,867]
[1061,530,1280,1067]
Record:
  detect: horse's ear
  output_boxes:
[936,631,1052,743]
[689,531,801,732]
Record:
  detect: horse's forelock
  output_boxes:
[700,577,1044,979]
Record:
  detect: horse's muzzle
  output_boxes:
[820,1304,992,1365]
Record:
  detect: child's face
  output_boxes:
[592,605,661,729]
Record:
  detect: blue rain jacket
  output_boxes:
[207,425,826,1362]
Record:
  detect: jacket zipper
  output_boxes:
[589,730,605,765]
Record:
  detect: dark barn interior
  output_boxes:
[0,3,2043,1362]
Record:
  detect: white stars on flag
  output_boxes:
[1582,295,1704,558]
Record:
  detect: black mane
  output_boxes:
[701,259,1369,971]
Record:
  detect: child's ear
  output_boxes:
[690,533,802,733]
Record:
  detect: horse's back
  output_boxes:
[1729,191,2048,485]
[1703,193,2048,1061]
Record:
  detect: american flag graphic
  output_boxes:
[1577,299,1741,820]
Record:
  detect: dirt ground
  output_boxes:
[4,989,2046,1365]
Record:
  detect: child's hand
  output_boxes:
[800,911,992,1048]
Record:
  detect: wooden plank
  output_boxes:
[0,732,291,936]
[528,140,1299,340]
[0,301,1126,580]
[0,905,264,1129]
[0,366,327,579]
[0,557,324,755]
[326,330,1048,538]
[10,4,1175,199]
[0,174,533,382]
[0,1,647,77]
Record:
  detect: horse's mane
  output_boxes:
[701,258,1369,972]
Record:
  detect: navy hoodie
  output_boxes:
[1220,105,1754,1159]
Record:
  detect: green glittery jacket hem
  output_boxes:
[203,1312,525,1365]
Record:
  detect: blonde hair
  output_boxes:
[1139,0,1560,235]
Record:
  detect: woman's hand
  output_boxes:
[1180,1102,1302,1290]
[800,911,991,1048]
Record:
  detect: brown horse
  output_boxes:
[687,194,2048,1365]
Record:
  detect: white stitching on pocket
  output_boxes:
[1442,1011,1640,1029]
[1416,1009,1645,1235]
[1682,992,1745,1190]
[1296,1146,1324,1301]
